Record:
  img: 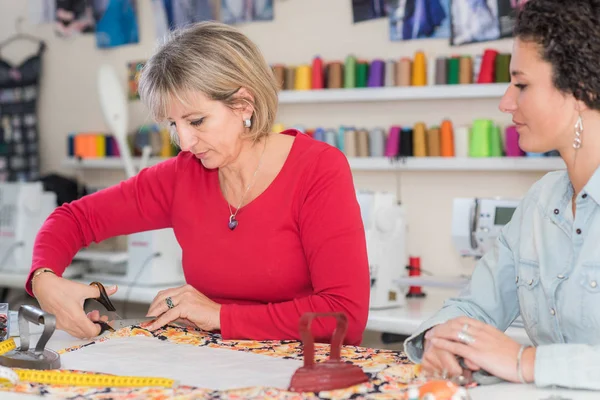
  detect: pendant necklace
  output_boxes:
[224,137,268,230]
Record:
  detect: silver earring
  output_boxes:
[243,118,251,128]
[574,116,583,149]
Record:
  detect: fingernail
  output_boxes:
[107,285,117,291]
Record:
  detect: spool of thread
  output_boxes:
[385,60,396,87]
[477,49,499,84]
[271,123,285,133]
[311,57,324,89]
[313,128,325,142]
[427,128,441,156]
[459,56,473,84]
[368,59,385,87]
[447,57,460,85]
[490,124,503,157]
[285,67,296,90]
[385,126,401,157]
[369,128,385,157]
[454,126,470,158]
[440,119,455,157]
[272,64,285,89]
[495,54,511,83]
[337,127,345,152]
[412,51,427,86]
[473,55,482,83]
[344,55,357,88]
[344,129,357,157]
[505,126,524,157]
[325,129,337,147]
[470,119,493,157]
[356,129,369,157]
[413,123,427,157]
[397,58,412,86]
[406,256,426,298]
[400,128,413,156]
[294,65,312,90]
[435,57,447,85]
[327,62,343,89]
[356,62,369,88]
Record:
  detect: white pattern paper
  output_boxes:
[60,336,302,390]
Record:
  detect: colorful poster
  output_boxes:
[352,0,388,23]
[127,61,145,101]
[388,0,450,41]
[450,0,500,46]
[55,0,96,36]
[221,0,274,24]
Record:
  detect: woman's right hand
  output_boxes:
[31,271,118,339]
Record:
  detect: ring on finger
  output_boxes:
[457,331,475,345]
[165,296,175,309]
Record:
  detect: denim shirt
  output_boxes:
[404,167,600,390]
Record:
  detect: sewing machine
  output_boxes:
[357,191,407,310]
[451,197,520,258]
[0,182,56,274]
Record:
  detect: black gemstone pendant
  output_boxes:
[228,218,238,230]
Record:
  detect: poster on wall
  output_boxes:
[388,0,450,41]
[94,0,140,48]
[497,0,530,38]
[127,60,145,100]
[54,0,96,36]
[450,0,500,46]
[158,0,220,30]
[352,0,388,23]
[53,0,139,48]
[221,0,274,24]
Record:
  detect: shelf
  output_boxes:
[63,156,565,172]
[277,83,509,104]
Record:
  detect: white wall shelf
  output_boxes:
[63,156,565,172]
[277,83,509,104]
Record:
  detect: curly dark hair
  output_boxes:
[514,0,600,110]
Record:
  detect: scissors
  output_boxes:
[89,281,156,334]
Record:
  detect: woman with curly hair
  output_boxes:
[404,0,600,390]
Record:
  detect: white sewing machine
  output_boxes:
[452,197,520,258]
[357,191,408,310]
[0,182,56,274]
[78,65,184,288]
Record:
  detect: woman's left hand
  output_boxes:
[145,285,221,332]
[425,316,535,383]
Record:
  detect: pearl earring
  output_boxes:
[574,115,583,149]
[244,118,252,128]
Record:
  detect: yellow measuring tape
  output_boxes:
[0,338,176,388]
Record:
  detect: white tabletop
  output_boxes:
[367,289,533,345]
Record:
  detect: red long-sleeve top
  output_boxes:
[27,130,370,344]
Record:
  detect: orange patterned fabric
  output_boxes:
[1,324,425,399]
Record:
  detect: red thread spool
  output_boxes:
[312,56,324,89]
[477,49,498,84]
[407,256,426,298]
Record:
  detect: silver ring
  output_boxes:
[457,331,475,345]
[165,296,175,309]
[462,323,469,333]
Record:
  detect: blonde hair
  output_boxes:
[138,21,279,141]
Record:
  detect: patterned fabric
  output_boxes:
[0,324,426,399]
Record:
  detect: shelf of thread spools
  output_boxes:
[62,121,565,173]
[274,49,511,104]
[273,119,565,172]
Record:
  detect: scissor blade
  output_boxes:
[109,317,156,330]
